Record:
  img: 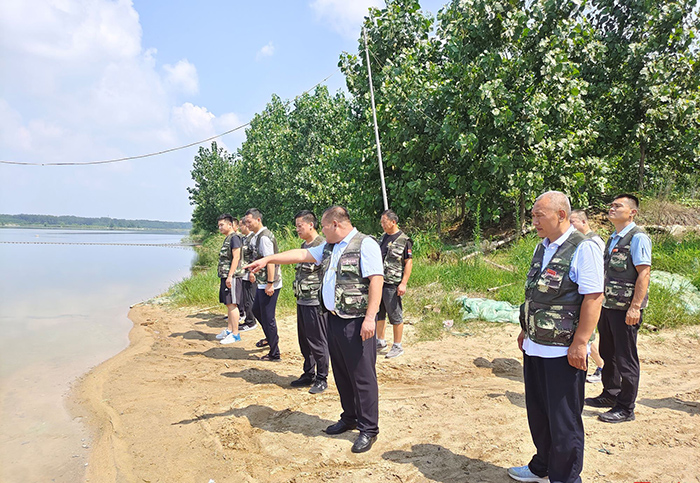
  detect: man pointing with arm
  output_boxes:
[246,205,384,453]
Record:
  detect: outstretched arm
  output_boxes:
[245,249,315,273]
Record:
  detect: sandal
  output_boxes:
[255,339,269,348]
[259,354,280,362]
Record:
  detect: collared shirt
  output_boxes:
[250,226,283,290]
[306,227,383,311]
[607,222,652,267]
[523,225,604,358]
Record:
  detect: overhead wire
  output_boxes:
[0,70,338,167]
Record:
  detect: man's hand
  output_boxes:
[244,259,267,274]
[226,275,233,289]
[517,329,526,352]
[360,316,376,341]
[265,283,274,296]
[397,282,407,297]
[567,340,588,371]
[625,306,641,326]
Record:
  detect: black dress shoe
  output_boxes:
[584,394,617,408]
[308,379,327,394]
[290,374,315,387]
[351,433,377,453]
[324,420,357,435]
[599,407,635,423]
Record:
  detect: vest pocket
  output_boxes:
[604,279,635,309]
[530,304,578,346]
[537,268,564,294]
[609,250,629,271]
[341,288,368,314]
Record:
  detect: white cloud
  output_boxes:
[0,0,242,220]
[309,0,382,38]
[164,59,199,95]
[256,41,275,61]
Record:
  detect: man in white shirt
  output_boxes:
[508,191,603,483]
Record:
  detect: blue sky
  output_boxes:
[1,0,445,222]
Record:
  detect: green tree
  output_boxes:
[188,141,236,233]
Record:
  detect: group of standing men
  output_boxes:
[217,206,413,453]
[510,191,651,483]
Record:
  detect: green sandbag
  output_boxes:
[456,296,520,324]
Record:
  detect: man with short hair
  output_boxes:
[570,209,605,252]
[570,209,606,383]
[290,210,329,394]
[585,194,651,424]
[237,220,258,332]
[244,208,282,361]
[508,191,603,483]
[246,205,384,453]
[215,214,242,345]
[376,209,413,359]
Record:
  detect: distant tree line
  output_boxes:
[188,0,700,234]
[0,214,191,230]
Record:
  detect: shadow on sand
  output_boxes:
[383,443,506,483]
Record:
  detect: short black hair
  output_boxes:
[322,205,350,224]
[244,208,263,221]
[217,213,234,224]
[294,210,317,228]
[381,209,399,224]
[613,193,640,210]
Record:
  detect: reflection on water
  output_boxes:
[0,228,194,482]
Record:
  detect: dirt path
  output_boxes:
[73,304,700,483]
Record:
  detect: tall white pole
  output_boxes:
[363,26,389,211]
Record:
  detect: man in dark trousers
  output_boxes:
[246,205,384,453]
[237,220,258,332]
[509,191,603,483]
[585,194,651,423]
[290,210,329,394]
[243,208,282,361]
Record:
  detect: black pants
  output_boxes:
[524,354,585,483]
[297,304,329,381]
[241,279,257,325]
[327,313,379,437]
[598,307,641,411]
[253,288,280,358]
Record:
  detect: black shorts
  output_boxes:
[377,284,403,325]
[219,278,243,305]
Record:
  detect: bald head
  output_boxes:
[531,190,572,240]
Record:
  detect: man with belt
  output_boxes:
[244,208,282,361]
[246,205,384,453]
[376,209,413,359]
[508,191,603,483]
[290,210,329,395]
[238,220,258,332]
[584,194,651,423]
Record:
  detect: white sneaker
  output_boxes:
[507,465,549,482]
[215,329,231,340]
[385,344,404,359]
[220,333,241,344]
[376,340,387,352]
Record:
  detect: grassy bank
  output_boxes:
[167,228,700,338]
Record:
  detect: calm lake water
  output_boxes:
[0,228,195,482]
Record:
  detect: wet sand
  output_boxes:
[74,303,700,482]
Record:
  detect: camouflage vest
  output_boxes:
[320,232,370,319]
[522,230,586,346]
[381,231,410,285]
[251,228,280,285]
[218,233,242,278]
[294,235,325,302]
[234,233,255,278]
[603,225,649,311]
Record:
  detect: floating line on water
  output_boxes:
[0,241,195,249]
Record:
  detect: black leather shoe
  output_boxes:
[351,433,377,453]
[290,374,315,387]
[599,407,635,423]
[584,394,617,408]
[324,420,357,435]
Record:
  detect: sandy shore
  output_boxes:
[72,303,700,482]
